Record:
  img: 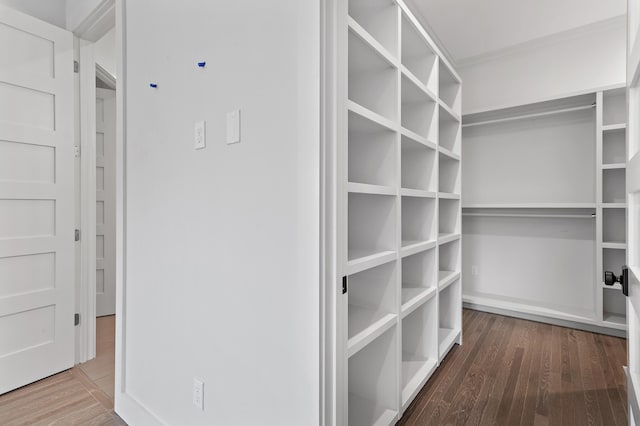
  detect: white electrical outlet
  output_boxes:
[193,378,204,410]
[194,121,206,150]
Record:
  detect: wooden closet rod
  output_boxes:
[462,103,596,128]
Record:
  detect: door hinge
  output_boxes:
[75,229,80,242]
[74,60,79,73]
[342,276,348,294]
[74,313,80,326]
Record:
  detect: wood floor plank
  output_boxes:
[400,310,628,426]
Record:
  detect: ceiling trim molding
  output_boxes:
[456,14,627,68]
[70,0,115,42]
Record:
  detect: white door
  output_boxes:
[96,88,116,317]
[0,6,75,394]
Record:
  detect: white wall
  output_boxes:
[122,1,320,425]
[0,0,66,28]
[459,17,626,114]
[94,27,115,78]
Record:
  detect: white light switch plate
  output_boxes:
[194,120,206,150]
[226,109,241,144]
[193,378,204,410]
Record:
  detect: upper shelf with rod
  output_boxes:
[462,93,596,128]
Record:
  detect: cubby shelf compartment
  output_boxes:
[348,0,399,60]
[439,279,461,360]
[402,134,437,192]
[401,14,437,93]
[348,262,397,357]
[348,193,397,275]
[401,297,438,408]
[401,248,437,317]
[439,198,460,235]
[603,168,626,204]
[439,60,462,114]
[401,74,437,141]
[439,153,461,196]
[349,29,398,122]
[439,239,460,288]
[603,248,626,285]
[602,287,626,330]
[603,87,626,126]
[348,108,397,188]
[402,196,436,251]
[603,127,626,165]
[603,208,626,245]
[439,104,461,155]
[349,327,399,426]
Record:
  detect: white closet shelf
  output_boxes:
[439,192,461,200]
[347,16,398,68]
[401,66,437,102]
[401,240,437,258]
[439,146,460,161]
[401,188,436,198]
[603,282,623,291]
[401,127,436,150]
[438,328,460,359]
[603,123,626,132]
[462,203,596,209]
[401,286,437,318]
[401,357,438,408]
[348,100,397,133]
[602,242,627,250]
[348,249,397,275]
[347,306,397,358]
[438,233,460,245]
[602,203,627,208]
[438,270,460,290]
[438,100,461,122]
[348,393,398,426]
[602,163,626,170]
[348,182,396,196]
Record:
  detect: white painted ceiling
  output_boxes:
[405,0,626,62]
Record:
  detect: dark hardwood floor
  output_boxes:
[398,309,628,426]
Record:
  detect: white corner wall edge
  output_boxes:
[458,15,626,115]
[116,393,164,425]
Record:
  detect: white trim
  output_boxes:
[321,0,338,424]
[457,15,627,68]
[96,63,116,90]
[77,39,97,364]
[70,0,116,42]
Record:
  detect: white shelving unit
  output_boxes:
[341,0,462,423]
[597,88,628,330]
[460,87,627,335]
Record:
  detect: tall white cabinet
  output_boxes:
[340,0,462,424]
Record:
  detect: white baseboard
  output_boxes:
[115,392,165,425]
